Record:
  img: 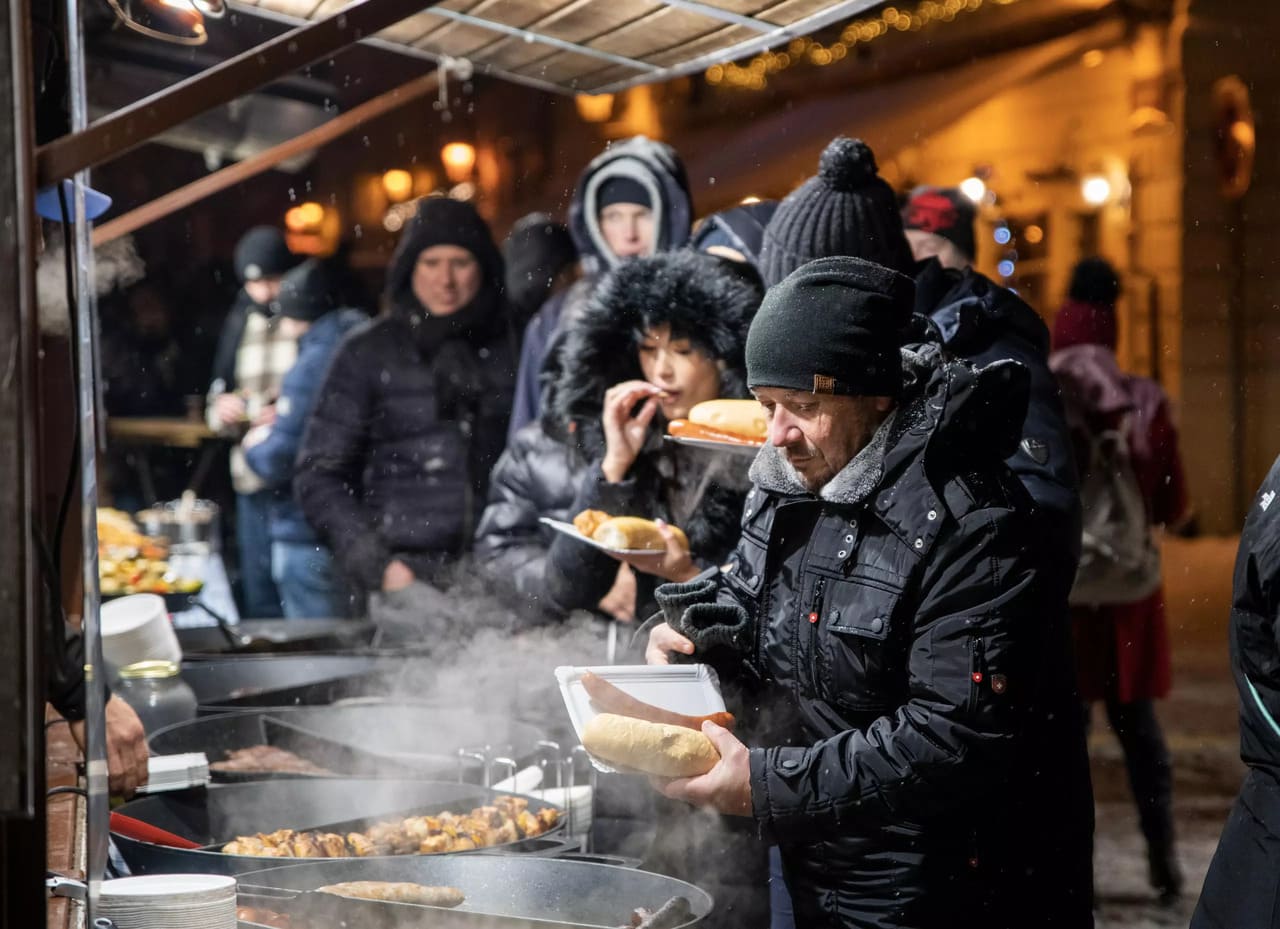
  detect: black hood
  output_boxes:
[385,197,508,351]
[568,136,693,273]
[885,343,1030,484]
[549,248,762,455]
[913,258,1051,359]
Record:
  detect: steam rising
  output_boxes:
[37,234,146,336]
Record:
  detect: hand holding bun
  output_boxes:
[583,714,720,777]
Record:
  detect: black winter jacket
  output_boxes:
[1190,452,1280,929]
[658,348,1093,929]
[475,250,759,622]
[914,259,1081,561]
[295,200,517,590]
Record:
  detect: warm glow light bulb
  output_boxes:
[382,169,414,203]
[959,176,986,203]
[441,142,477,183]
[1081,175,1112,206]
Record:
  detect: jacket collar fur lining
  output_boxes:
[748,410,897,505]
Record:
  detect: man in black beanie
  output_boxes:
[206,225,303,619]
[644,256,1094,929]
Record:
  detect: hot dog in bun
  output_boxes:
[573,511,689,552]
[582,713,720,778]
[667,399,767,446]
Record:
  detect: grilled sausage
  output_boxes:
[581,672,735,732]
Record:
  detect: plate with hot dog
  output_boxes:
[540,510,690,556]
[665,399,767,457]
[555,664,731,776]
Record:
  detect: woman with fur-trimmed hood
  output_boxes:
[474,249,760,624]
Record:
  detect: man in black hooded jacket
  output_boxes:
[645,257,1092,929]
[1192,454,1280,929]
[295,197,516,636]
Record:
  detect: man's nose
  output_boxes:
[768,410,801,447]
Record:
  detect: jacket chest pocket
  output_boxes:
[811,574,908,712]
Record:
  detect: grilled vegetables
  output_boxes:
[221,795,559,858]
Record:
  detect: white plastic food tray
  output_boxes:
[554,664,727,773]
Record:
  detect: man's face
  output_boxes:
[245,277,283,307]
[905,229,971,271]
[412,244,482,317]
[754,387,895,492]
[600,203,655,259]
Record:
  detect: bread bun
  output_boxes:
[591,516,688,552]
[582,713,719,777]
[688,399,768,442]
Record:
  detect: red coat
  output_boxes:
[1052,343,1188,703]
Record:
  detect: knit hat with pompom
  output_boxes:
[759,137,915,287]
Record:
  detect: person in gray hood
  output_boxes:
[507,136,693,441]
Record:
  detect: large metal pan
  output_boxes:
[177,619,376,657]
[179,655,411,711]
[149,705,548,782]
[112,779,565,876]
[238,854,713,928]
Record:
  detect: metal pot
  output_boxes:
[137,497,220,549]
[238,854,713,928]
[112,779,566,876]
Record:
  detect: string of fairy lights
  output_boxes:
[706,0,1023,90]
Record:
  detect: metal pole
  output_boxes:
[37,0,441,185]
[0,0,43,918]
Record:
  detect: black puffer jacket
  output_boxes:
[1192,453,1280,929]
[659,347,1093,929]
[474,250,759,622]
[296,198,517,590]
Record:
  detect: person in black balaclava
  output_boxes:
[295,197,517,641]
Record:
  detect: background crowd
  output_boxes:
[90,129,1280,929]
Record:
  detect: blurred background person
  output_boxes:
[295,197,516,640]
[205,225,301,619]
[508,136,693,439]
[1051,256,1189,907]
[242,259,367,619]
[900,184,977,270]
[502,211,579,334]
[690,199,777,268]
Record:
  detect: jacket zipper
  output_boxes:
[970,633,986,704]
[807,576,827,696]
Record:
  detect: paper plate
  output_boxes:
[538,518,658,556]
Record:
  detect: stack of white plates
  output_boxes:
[99,874,236,929]
[101,594,181,671]
[135,752,210,794]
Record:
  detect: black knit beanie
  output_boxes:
[759,137,916,287]
[276,259,335,322]
[1068,256,1121,307]
[747,256,914,398]
[234,226,298,283]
